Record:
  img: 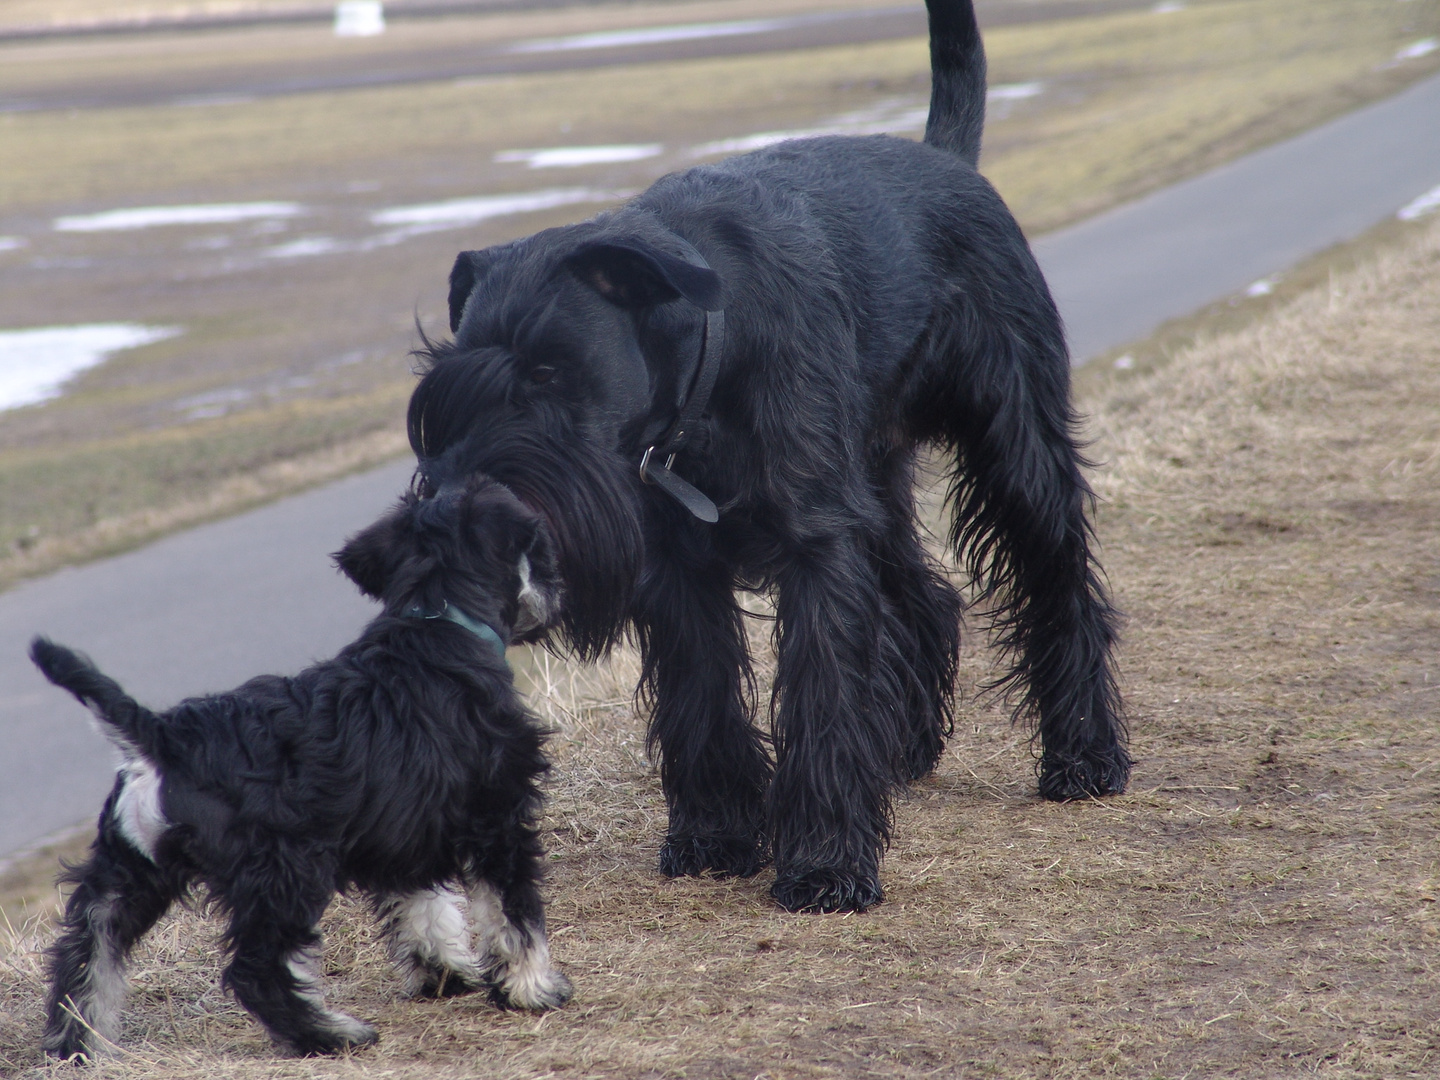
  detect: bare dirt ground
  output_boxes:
[2,189,1438,1080]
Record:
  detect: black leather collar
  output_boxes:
[637,240,725,523]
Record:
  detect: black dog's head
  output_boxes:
[404,215,724,658]
[429,222,723,454]
[334,477,561,644]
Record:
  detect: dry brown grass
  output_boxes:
[3,214,1439,1080]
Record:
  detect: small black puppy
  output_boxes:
[31,478,570,1061]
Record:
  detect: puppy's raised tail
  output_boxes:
[30,637,162,762]
[924,0,986,167]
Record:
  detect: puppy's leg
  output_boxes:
[43,795,178,1061]
[221,876,376,1055]
[635,528,771,878]
[469,879,571,1011]
[374,886,485,998]
[769,535,902,913]
[873,448,963,781]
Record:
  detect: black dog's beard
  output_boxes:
[410,348,645,661]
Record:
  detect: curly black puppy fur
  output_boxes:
[407,0,1130,914]
[31,478,571,1062]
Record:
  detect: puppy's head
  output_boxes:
[334,477,561,643]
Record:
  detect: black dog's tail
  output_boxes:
[30,637,163,762]
[924,0,986,167]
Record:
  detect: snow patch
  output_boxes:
[334,0,384,36]
[495,145,664,169]
[690,99,932,157]
[264,189,627,260]
[0,324,181,412]
[1398,183,1440,221]
[509,17,792,53]
[989,82,1044,102]
[265,236,349,259]
[370,188,626,231]
[54,203,303,232]
[1393,37,1438,63]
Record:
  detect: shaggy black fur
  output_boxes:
[408,0,1130,913]
[31,478,571,1062]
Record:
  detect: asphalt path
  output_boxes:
[0,0,1149,112]
[1036,71,1440,361]
[3,71,1440,861]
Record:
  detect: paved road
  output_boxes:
[0,1,1149,112]
[3,71,1440,861]
[1036,71,1440,361]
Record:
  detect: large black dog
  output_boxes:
[407,0,1128,913]
[32,478,570,1061]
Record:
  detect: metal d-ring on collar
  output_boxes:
[637,241,725,524]
[403,600,510,666]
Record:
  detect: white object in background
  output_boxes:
[334,0,384,37]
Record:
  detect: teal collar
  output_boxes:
[402,600,509,664]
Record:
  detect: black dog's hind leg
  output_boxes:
[873,448,963,781]
[374,886,486,998]
[769,535,905,913]
[928,283,1130,801]
[43,805,180,1061]
[220,861,376,1055]
[636,527,771,879]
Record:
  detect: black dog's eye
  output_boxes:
[528,365,557,384]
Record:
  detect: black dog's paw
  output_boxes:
[1038,748,1133,801]
[659,833,768,879]
[771,869,883,913]
[902,731,946,782]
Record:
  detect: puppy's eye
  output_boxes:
[528,365,556,385]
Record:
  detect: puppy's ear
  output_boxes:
[448,248,504,333]
[563,240,723,312]
[333,502,414,599]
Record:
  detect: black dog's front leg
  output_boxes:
[636,534,771,879]
[769,535,902,913]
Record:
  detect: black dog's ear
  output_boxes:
[448,248,504,333]
[563,240,723,312]
[333,500,415,599]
